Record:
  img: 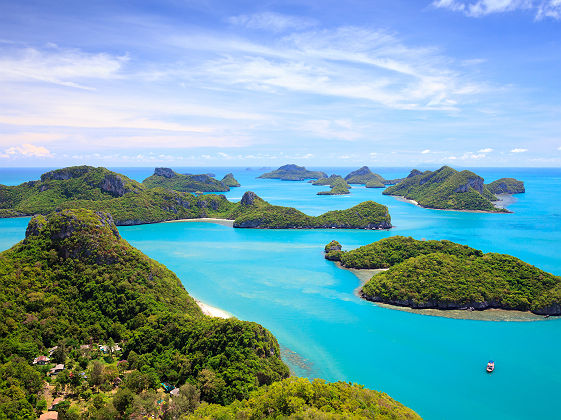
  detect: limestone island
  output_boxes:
[221,172,241,187]
[258,164,327,181]
[0,166,391,229]
[325,236,561,316]
[383,166,525,212]
[345,166,390,187]
[142,167,231,192]
[312,175,350,195]
[0,208,419,418]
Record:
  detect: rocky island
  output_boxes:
[345,166,387,187]
[487,177,525,194]
[383,166,524,212]
[258,164,327,181]
[0,166,392,229]
[142,167,230,192]
[221,172,241,187]
[325,236,561,315]
[0,209,418,419]
[312,175,350,195]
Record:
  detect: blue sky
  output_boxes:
[0,0,559,167]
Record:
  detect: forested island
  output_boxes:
[325,236,561,315]
[142,168,233,192]
[345,166,388,187]
[383,166,525,212]
[258,164,327,181]
[0,209,419,419]
[0,166,390,228]
[312,175,350,195]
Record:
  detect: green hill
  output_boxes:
[143,168,229,192]
[326,237,561,314]
[383,166,507,212]
[313,176,351,195]
[258,164,327,181]
[486,178,525,194]
[0,209,288,417]
[0,210,416,419]
[344,166,386,186]
[221,173,241,187]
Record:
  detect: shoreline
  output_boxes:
[195,299,232,318]
[338,263,547,322]
[165,218,234,227]
[391,195,513,214]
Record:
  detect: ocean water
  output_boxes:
[1,166,561,420]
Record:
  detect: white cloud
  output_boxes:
[432,0,561,19]
[4,143,53,157]
[421,149,431,154]
[0,45,128,89]
[228,12,316,32]
[511,148,528,152]
[478,147,493,153]
[558,146,561,151]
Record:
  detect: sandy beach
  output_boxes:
[195,299,232,318]
[165,218,234,227]
[392,195,515,213]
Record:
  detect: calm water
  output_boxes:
[1,166,561,420]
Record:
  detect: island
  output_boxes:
[142,167,230,192]
[325,236,561,315]
[258,164,327,181]
[383,166,524,212]
[221,172,241,187]
[487,177,525,194]
[0,209,419,419]
[344,166,387,187]
[0,166,392,229]
[312,175,350,195]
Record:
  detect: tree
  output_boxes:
[113,387,134,416]
[90,361,104,388]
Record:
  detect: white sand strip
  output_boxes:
[196,300,232,318]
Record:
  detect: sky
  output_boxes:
[0,0,560,167]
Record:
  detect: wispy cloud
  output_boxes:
[3,143,53,158]
[228,12,317,32]
[432,0,561,19]
[421,149,432,154]
[511,147,528,152]
[478,147,493,152]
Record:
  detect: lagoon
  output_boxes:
[1,167,560,419]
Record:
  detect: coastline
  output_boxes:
[195,299,232,318]
[339,263,546,322]
[165,218,234,227]
[391,195,513,214]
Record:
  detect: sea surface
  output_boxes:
[1,166,561,420]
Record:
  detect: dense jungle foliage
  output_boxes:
[188,377,421,419]
[142,168,230,192]
[258,164,327,181]
[0,209,288,418]
[383,166,508,212]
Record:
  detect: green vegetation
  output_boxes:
[326,237,561,314]
[221,173,240,187]
[188,377,420,419]
[258,164,327,181]
[345,166,386,186]
[0,209,288,418]
[234,197,392,229]
[0,210,416,419]
[316,177,351,195]
[383,166,508,212]
[486,178,525,194]
[142,168,230,192]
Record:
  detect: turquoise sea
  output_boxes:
[1,167,561,420]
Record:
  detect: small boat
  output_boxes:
[486,360,495,373]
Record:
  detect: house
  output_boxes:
[48,346,58,356]
[170,387,180,397]
[33,355,50,365]
[161,382,174,393]
[49,364,65,375]
[99,344,121,353]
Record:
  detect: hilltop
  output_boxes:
[326,236,561,315]
[312,175,350,195]
[142,168,230,192]
[0,210,416,419]
[383,166,515,212]
[345,166,387,187]
[258,164,327,181]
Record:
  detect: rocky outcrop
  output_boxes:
[241,191,258,206]
[453,175,484,194]
[40,166,93,181]
[154,167,176,178]
[100,174,129,197]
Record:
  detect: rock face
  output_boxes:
[453,175,484,194]
[100,174,129,197]
[241,191,258,206]
[154,167,176,178]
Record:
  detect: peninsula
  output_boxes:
[142,167,230,192]
[0,166,392,229]
[258,164,327,181]
[0,210,418,419]
[383,166,524,212]
[326,236,561,315]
